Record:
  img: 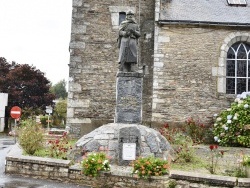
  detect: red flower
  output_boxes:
[209,145,218,150]
[209,145,214,150]
[200,124,205,128]
[164,123,169,129]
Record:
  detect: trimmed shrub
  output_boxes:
[213,96,250,147]
[18,120,44,155]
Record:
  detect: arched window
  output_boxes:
[226,42,250,94]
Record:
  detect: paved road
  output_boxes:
[0,135,88,188]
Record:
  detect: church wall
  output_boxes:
[67,0,155,137]
[152,25,250,128]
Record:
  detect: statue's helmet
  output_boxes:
[126,10,134,15]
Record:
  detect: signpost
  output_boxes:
[46,106,53,131]
[36,116,40,123]
[10,106,21,119]
[10,106,22,143]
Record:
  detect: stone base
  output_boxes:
[68,123,174,165]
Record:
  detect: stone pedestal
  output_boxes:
[69,72,173,166]
[115,72,143,124]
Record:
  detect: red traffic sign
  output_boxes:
[10,106,22,119]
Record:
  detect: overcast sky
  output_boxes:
[0,0,72,86]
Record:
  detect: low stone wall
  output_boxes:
[69,166,169,188]
[5,144,250,188]
[5,144,70,180]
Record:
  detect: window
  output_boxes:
[119,12,126,25]
[109,6,135,30]
[227,0,247,6]
[226,42,250,94]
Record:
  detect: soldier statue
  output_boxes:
[118,10,140,72]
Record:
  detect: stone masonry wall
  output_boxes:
[5,144,250,187]
[152,25,250,127]
[6,152,250,187]
[67,0,155,137]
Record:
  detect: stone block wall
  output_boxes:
[67,0,155,137]
[152,25,250,127]
[5,155,70,179]
[5,144,250,188]
[6,152,250,187]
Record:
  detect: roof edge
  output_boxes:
[158,20,250,27]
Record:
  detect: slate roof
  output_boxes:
[159,0,250,26]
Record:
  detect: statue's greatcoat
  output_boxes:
[118,20,140,64]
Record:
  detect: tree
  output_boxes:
[0,57,55,119]
[53,99,67,126]
[50,79,68,99]
[0,57,11,89]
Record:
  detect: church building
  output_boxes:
[67,0,250,137]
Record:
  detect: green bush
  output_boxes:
[81,152,110,177]
[174,133,195,163]
[132,156,169,179]
[40,115,49,127]
[159,119,210,145]
[213,96,250,147]
[18,120,44,155]
[159,123,196,163]
[159,123,185,145]
[242,155,250,166]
